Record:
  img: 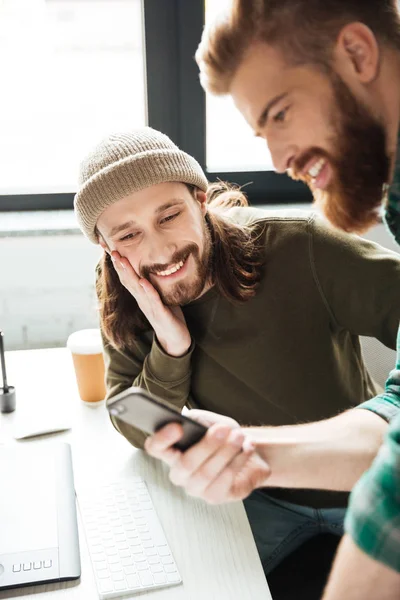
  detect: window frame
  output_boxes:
[0,0,311,212]
[145,0,311,205]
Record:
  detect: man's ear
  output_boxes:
[195,189,208,215]
[98,236,110,254]
[334,22,380,84]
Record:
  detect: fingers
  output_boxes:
[201,447,257,504]
[144,423,183,467]
[168,424,244,492]
[111,252,164,313]
[111,251,140,291]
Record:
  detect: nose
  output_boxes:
[266,137,297,174]
[147,231,176,266]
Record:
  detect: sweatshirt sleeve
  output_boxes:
[309,215,400,349]
[102,329,194,449]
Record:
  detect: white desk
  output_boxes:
[0,348,271,599]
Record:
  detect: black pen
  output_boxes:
[0,330,9,393]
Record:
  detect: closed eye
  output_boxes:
[120,232,138,242]
[273,106,289,123]
[160,212,180,224]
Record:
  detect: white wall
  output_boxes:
[0,232,102,350]
[1,207,398,351]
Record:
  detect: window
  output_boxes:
[205,0,272,173]
[146,0,310,205]
[0,0,309,210]
[0,0,146,205]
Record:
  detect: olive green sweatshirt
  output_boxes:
[102,208,400,508]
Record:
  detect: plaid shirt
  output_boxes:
[344,145,400,573]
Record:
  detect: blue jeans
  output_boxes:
[243,490,345,575]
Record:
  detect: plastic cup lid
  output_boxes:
[66,328,103,355]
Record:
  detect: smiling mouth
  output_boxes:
[306,157,326,181]
[291,155,332,191]
[151,255,189,278]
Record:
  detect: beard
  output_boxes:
[140,220,212,306]
[289,73,391,233]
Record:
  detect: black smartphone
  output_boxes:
[106,387,207,451]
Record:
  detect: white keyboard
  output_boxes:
[78,477,182,599]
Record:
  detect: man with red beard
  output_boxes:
[144,1,400,596]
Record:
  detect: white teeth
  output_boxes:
[308,158,326,179]
[156,259,184,277]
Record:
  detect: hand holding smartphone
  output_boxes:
[106,387,207,451]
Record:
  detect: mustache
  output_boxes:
[140,243,199,278]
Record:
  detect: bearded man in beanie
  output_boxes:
[75,127,400,577]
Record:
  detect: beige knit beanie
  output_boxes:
[74,128,209,244]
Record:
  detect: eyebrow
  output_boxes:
[256,92,289,132]
[154,199,185,215]
[108,199,185,238]
[108,221,135,238]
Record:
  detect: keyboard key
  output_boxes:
[126,574,141,588]
[121,557,134,567]
[124,566,136,575]
[119,550,131,558]
[148,557,161,565]
[154,571,167,584]
[161,556,173,565]
[128,537,141,545]
[116,542,129,551]
[150,564,163,573]
[97,569,110,579]
[139,570,154,587]
[88,534,102,544]
[110,564,123,574]
[95,561,108,571]
[167,572,181,583]
[114,580,127,591]
[133,553,147,562]
[111,571,124,582]
[158,547,170,556]
[164,564,177,573]
[92,553,107,563]
[99,578,113,593]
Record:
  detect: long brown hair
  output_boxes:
[97,182,266,350]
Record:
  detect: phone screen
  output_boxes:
[107,387,207,451]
